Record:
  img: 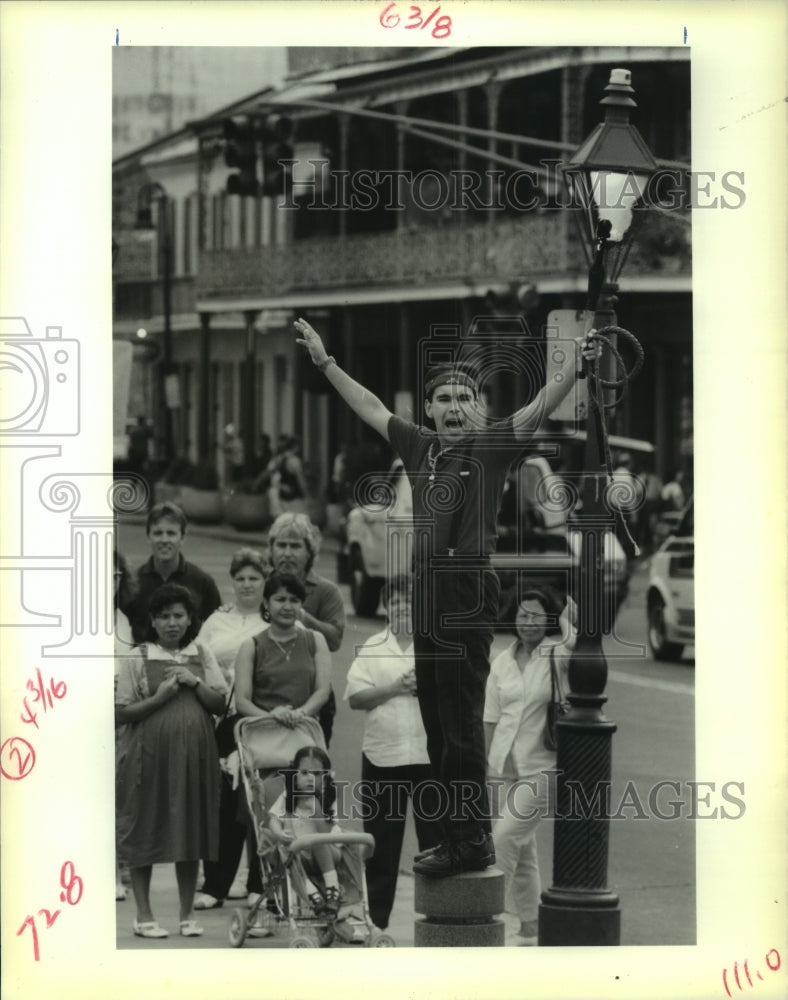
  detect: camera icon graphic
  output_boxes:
[0,317,80,435]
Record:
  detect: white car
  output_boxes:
[646,499,694,660]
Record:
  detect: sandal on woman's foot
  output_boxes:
[194,892,222,910]
[133,919,168,939]
[323,886,341,913]
[179,919,204,937]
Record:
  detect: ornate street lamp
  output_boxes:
[538,68,658,946]
[136,182,175,463]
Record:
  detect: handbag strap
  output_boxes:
[216,681,235,725]
[548,645,560,703]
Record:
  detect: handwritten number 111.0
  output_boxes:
[380,3,453,39]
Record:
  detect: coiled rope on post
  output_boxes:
[584,325,645,557]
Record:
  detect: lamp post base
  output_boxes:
[539,889,621,946]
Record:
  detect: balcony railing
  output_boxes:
[196,214,581,301]
[196,210,690,302]
[105,207,691,306]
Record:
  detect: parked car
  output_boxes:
[491,526,629,631]
[338,455,630,621]
[646,498,694,660]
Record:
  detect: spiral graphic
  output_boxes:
[0,344,47,430]
[353,471,398,511]
[604,476,645,514]
[39,477,81,513]
[421,473,465,514]
[460,339,543,402]
[536,475,581,515]
[109,476,150,514]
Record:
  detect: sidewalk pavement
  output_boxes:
[115,862,522,950]
[115,514,659,949]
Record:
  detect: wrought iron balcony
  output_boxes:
[196,210,689,302]
[197,214,565,301]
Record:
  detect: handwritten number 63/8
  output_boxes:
[380,3,452,39]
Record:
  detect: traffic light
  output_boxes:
[261,115,294,197]
[224,117,259,197]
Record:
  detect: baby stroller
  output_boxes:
[228,715,395,948]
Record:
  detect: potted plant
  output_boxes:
[223,473,272,531]
[178,462,223,524]
[152,456,192,506]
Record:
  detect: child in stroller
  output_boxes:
[268,745,346,915]
[229,714,395,948]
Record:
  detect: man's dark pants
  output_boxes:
[413,565,499,843]
[360,755,442,928]
[201,773,250,900]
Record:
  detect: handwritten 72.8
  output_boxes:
[379,3,452,39]
[17,862,84,961]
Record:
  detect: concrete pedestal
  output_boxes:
[539,899,621,946]
[414,868,505,947]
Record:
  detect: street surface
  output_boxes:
[115,518,695,949]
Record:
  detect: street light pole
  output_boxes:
[538,69,657,947]
[136,182,175,464]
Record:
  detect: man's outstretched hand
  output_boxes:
[294,317,328,366]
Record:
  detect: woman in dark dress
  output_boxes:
[115,583,228,939]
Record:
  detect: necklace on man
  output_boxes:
[427,442,444,482]
[269,632,298,661]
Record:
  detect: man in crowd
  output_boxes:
[122,501,222,644]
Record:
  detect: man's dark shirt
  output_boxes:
[123,553,222,644]
[387,415,525,562]
[303,570,345,652]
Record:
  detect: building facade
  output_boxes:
[112,46,692,498]
[112,47,287,158]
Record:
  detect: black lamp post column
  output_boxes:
[137,182,175,464]
[539,229,620,946]
[538,68,657,946]
[242,309,260,478]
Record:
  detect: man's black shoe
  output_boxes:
[412,834,495,878]
[413,841,446,863]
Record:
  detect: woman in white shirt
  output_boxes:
[193,548,268,912]
[344,576,442,931]
[197,548,268,687]
[484,586,576,946]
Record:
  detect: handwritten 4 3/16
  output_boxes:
[380,3,452,39]
[20,668,66,728]
[17,862,83,962]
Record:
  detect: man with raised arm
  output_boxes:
[295,317,596,878]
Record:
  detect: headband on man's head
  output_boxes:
[424,365,479,399]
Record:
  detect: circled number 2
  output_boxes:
[379,3,452,39]
[1,736,36,780]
